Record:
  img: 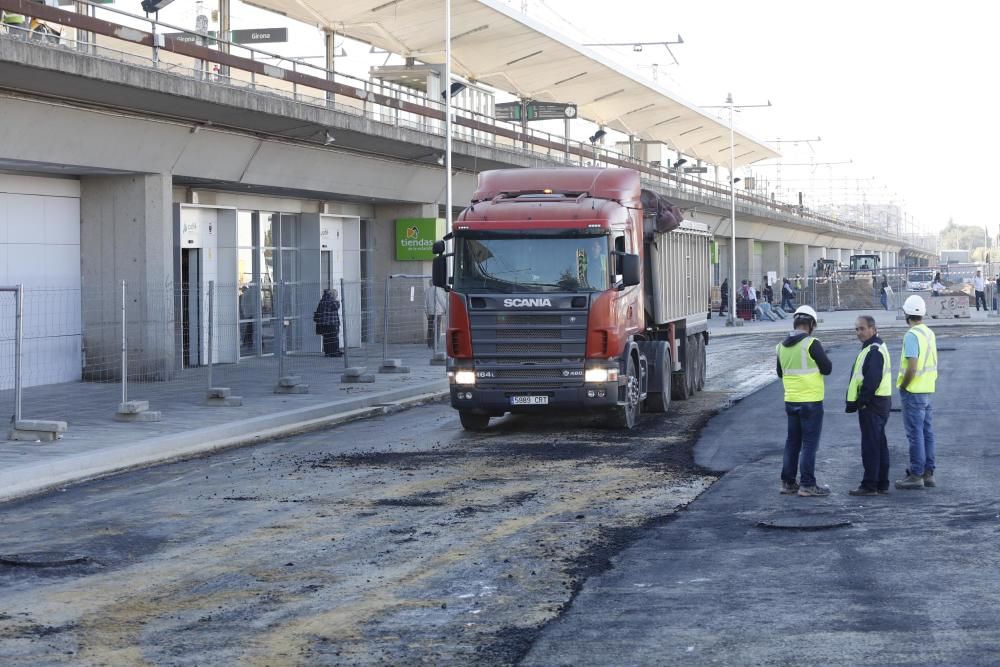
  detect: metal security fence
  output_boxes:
[0,277,443,431]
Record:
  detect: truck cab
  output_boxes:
[433,168,708,431]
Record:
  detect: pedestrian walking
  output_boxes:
[781,278,795,311]
[931,275,945,296]
[846,315,892,496]
[973,270,987,311]
[747,281,758,321]
[879,276,890,311]
[719,278,729,315]
[776,305,833,497]
[762,278,774,306]
[895,295,939,490]
[424,280,447,349]
[313,288,342,357]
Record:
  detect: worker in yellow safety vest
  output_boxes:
[895,295,939,490]
[845,315,892,496]
[776,305,833,497]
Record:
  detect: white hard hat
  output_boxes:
[903,295,926,316]
[793,305,819,323]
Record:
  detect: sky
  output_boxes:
[134,0,999,235]
[520,0,1000,234]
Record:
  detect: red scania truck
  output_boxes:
[431,167,710,430]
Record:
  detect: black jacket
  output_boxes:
[313,293,340,332]
[845,335,891,416]
[776,331,833,378]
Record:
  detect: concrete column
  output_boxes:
[761,241,785,282]
[806,246,827,276]
[734,239,755,285]
[786,244,808,280]
[80,173,175,381]
[372,203,439,344]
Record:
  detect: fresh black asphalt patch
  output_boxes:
[524,334,1000,666]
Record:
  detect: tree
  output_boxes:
[939,221,987,251]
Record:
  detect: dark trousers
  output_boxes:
[975,291,987,310]
[858,408,890,491]
[781,295,794,311]
[322,331,340,356]
[782,401,824,487]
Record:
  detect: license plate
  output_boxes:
[510,395,549,406]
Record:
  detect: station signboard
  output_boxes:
[495,101,577,122]
[230,27,288,44]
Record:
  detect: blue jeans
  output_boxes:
[880,293,888,310]
[782,401,824,487]
[781,295,794,311]
[901,390,935,475]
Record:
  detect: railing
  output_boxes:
[0,0,931,251]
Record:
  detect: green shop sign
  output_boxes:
[395,218,443,261]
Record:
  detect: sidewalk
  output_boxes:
[707,304,1000,337]
[0,344,448,502]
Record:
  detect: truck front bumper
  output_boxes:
[449,383,620,415]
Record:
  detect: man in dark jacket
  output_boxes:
[313,289,342,357]
[845,315,892,495]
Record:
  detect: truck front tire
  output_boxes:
[459,412,490,431]
[607,355,641,429]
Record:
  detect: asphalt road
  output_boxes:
[0,325,993,666]
[524,333,1000,667]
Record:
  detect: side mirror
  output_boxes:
[432,240,446,255]
[432,255,449,289]
[620,253,641,288]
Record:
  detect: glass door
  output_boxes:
[236,211,299,358]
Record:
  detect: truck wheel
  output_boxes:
[643,343,672,414]
[695,335,706,391]
[671,367,690,400]
[608,356,640,429]
[685,335,697,396]
[459,412,490,431]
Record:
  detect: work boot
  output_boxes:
[848,486,878,497]
[780,481,800,495]
[895,472,925,490]
[923,470,936,488]
[797,484,831,497]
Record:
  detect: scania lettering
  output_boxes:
[432,168,710,431]
[504,298,552,307]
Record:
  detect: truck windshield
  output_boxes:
[454,235,609,293]
[909,271,933,282]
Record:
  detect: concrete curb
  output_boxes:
[0,381,449,504]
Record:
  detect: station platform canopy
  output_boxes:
[246,0,778,167]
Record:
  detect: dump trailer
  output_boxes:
[431,167,710,431]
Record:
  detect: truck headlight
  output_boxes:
[585,367,618,383]
[453,370,476,385]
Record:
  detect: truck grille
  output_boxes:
[469,306,588,388]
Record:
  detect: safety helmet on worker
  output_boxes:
[793,305,819,324]
[902,295,926,317]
